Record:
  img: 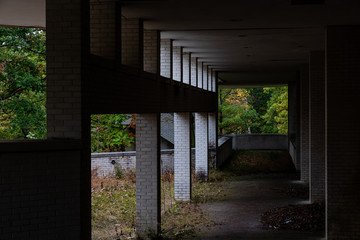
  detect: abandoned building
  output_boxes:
[0,0,360,239]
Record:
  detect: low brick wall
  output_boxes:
[217,136,233,168]
[91,148,216,177]
[228,134,288,150]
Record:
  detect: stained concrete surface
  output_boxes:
[195,174,325,240]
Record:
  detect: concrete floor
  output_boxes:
[195,174,325,240]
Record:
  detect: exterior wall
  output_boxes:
[0,140,82,239]
[190,57,197,86]
[195,112,208,180]
[160,39,171,78]
[182,52,190,84]
[172,46,181,81]
[135,114,160,236]
[230,134,288,150]
[300,64,310,182]
[174,113,191,200]
[90,0,117,59]
[217,136,233,168]
[326,26,360,240]
[121,18,142,68]
[309,51,325,203]
[143,30,159,74]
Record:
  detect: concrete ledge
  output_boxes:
[227,134,288,150]
[217,136,233,168]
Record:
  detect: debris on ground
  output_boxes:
[275,186,309,198]
[261,201,325,231]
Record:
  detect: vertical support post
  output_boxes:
[160,39,171,78]
[174,113,191,201]
[136,114,161,237]
[309,51,325,203]
[172,45,181,82]
[300,64,310,182]
[144,29,160,74]
[195,112,208,181]
[121,18,143,68]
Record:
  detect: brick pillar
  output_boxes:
[172,45,181,81]
[47,0,88,140]
[121,18,143,68]
[190,57,197,87]
[195,112,208,180]
[183,52,190,84]
[143,30,160,74]
[160,39,171,78]
[90,0,119,59]
[326,26,360,240]
[300,64,310,182]
[136,114,161,236]
[208,112,216,148]
[174,113,191,201]
[203,64,208,90]
[197,61,203,88]
[309,51,325,203]
[288,80,298,169]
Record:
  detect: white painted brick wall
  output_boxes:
[144,30,159,74]
[208,112,217,148]
[197,61,203,88]
[121,19,141,68]
[174,112,191,200]
[160,39,171,78]
[190,57,197,87]
[172,46,181,82]
[136,114,160,236]
[182,52,190,84]
[195,112,208,180]
[208,69,213,91]
[212,70,216,92]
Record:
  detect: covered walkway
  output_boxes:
[197,174,324,240]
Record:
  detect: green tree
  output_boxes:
[261,86,288,134]
[91,114,136,153]
[0,27,46,139]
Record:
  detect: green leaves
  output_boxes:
[0,27,46,139]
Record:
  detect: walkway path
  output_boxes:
[196,174,325,240]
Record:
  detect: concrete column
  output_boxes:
[182,52,190,84]
[190,57,197,87]
[143,30,160,74]
[208,67,212,91]
[90,0,119,59]
[195,112,208,181]
[174,112,191,201]
[197,61,203,88]
[212,70,216,92]
[121,18,143,68]
[300,64,310,182]
[326,26,360,240]
[136,114,161,236]
[160,39,171,78]
[172,46,181,82]
[309,51,325,203]
[208,112,216,148]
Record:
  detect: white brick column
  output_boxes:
[182,52,190,84]
[172,45,181,81]
[160,39,171,78]
[195,112,208,181]
[136,114,160,236]
[121,18,142,68]
[190,57,197,87]
[144,30,159,74]
[203,64,208,90]
[197,61,203,88]
[208,112,216,148]
[174,112,191,201]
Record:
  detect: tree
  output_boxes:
[0,27,46,139]
[261,86,288,134]
[91,114,136,153]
